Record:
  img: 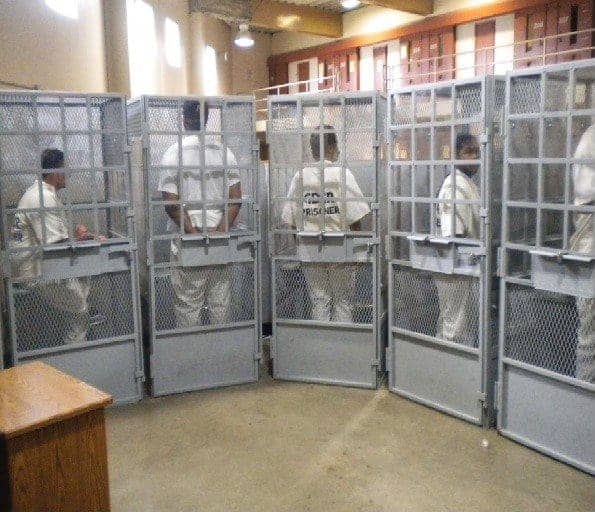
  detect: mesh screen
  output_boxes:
[13,271,134,352]
[504,284,580,378]
[392,266,479,348]
[153,262,255,331]
[275,261,373,324]
[509,76,541,115]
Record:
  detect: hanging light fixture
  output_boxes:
[234,23,254,48]
[340,0,360,9]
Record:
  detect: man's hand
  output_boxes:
[75,224,93,241]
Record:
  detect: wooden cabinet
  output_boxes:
[0,362,113,512]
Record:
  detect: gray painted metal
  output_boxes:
[0,91,143,403]
[387,76,505,425]
[498,59,595,474]
[267,91,387,389]
[127,95,261,396]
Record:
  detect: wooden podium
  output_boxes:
[0,362,113,512]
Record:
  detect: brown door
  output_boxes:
[514,6,548,68]
[403,33,430,85]
[373,46,387,91]
[555,1,593,63]
[429,27,455,82]
[297,61,310,93]
[475,21,496,76]
[323,55,337,91]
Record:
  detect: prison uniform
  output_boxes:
[158,135,239,327]
[282,163,370,322]
[13,180,90,343]
[435,170,481,345]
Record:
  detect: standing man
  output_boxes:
[282,125,370,322]
[158,100,242,327]
[13,149,92,343]
[435,134,481,345]
[571,124,594,383]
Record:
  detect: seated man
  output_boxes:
[434,134,481,345]
[281,125,370,322]
[13,149,94,343]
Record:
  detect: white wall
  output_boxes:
[359,46,375,90]
[0,0,106,92]
[456,22,475,79]
[494,14,515,75]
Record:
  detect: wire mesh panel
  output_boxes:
[128,95,260,396]
[499,60,595,474]
[0,91,143,403]
[267,92,386,388]
[387,76,505,425]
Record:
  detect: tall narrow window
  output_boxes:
[203,45,218,95]
[165,18,182,68]
[126,0,157,97]
[570,5,579,45]
[45,0,78,19]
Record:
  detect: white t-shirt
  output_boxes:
[571,125,594,254]
[281,163,371,232]
[13,180,69,278]
[437,169,481,239]
[157,135,240,230]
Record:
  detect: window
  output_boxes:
[203,45,218,95]
[165,18,182,68]
[126,0,157,97]
[45,0,78,19]
[570,5,579,45]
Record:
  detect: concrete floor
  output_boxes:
[106,376,594,512]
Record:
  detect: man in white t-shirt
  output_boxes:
[434,134,481,345]
[282,125,370,322]
[570,124,594,383]
[13,149,93,343]
[158,100,241,327]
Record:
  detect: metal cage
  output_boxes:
[127,95,261,396]
[0,91,144,403]
[498,59,595,474]
[267,91,387,388]
[387,76,505,425]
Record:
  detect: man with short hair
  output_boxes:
[158,100,242,327]
[282,125,370,322]
[13,148,92,343]
[434,134,481,345]
[571,124,594,383]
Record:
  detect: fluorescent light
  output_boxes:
[341,0,361,10]
[234,24,254,48]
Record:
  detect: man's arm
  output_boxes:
[216,183,242,232]
[162,191,198,234]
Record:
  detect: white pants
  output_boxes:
[576,297,595,383]
[32,278,90,343]
[302,263,356,323]
[171,265,231,328]
[435,274,477,346]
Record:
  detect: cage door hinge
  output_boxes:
[135,369,145,381]
[385,345,392,373]
[254,350,262,362]
[477,391,487,407]
[252,203,260,212]
[371,358,381,368]
[371,202,381,211]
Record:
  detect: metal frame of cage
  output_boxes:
[0,91,144,403]
[387,75,505,425]
[267,91,387,389]
[127,94,261,397]
[498,59,595,474]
